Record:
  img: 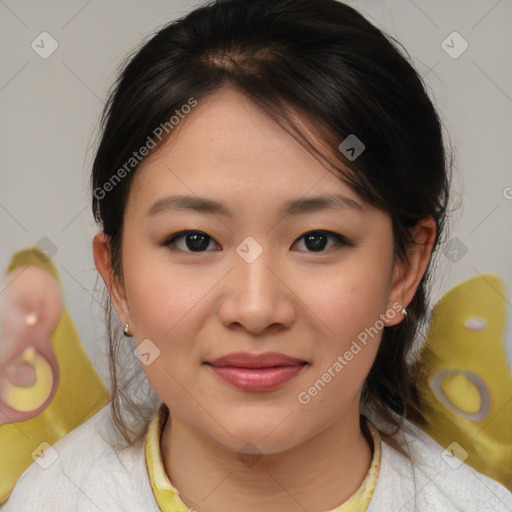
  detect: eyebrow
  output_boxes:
[146,194,363,217]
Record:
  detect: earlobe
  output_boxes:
[385,216,437,326]
[92,232,130,322]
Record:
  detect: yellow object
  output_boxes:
[418,274,512,490]
[439,373,482,415]
[25,313,38,326]
[1,346,54,412]
[145,402,382,511]
[0,248,111,505]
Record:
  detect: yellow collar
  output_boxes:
[145,403,381,512]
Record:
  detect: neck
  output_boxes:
[160,399,373,512]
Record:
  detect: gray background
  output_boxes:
[1,0,511,385]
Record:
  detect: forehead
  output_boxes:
[127,88,366,215]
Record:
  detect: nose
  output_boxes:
[218,245,296,335]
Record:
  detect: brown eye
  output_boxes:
[163,231,220,253]
[293,230,352,253]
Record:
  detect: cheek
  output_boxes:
[296,273,386,425]
[122,247,215,396]
[123,243,210,338]
[305,250,393,391]
[313,263,391,342]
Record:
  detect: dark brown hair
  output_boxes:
[91,0,451,450]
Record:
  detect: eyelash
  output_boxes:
[162,230,353,254]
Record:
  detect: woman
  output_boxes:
[5,0,511,510]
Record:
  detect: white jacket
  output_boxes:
[3,403,511,511]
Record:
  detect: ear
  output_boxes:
[92,232,130,325]
[385,216,436,327]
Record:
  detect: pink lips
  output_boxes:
[205,352,308,391]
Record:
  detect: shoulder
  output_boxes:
[3,404,159,512]
[368,419,512,512]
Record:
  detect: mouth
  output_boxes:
[204,352,309,391]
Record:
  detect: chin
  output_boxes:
[205,413,308,457]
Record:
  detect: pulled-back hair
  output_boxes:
[91,0,451,450]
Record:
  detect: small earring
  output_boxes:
[123,323,131,337]
[401,308,408,317]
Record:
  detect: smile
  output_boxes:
[204,351,309,391]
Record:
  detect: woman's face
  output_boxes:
[95,87,415,454]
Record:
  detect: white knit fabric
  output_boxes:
[3,405,511,511]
